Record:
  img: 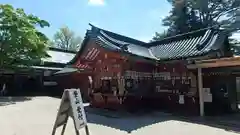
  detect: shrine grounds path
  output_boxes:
[0,97,240,135]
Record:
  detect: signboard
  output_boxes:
[52,89,89,135]
[203,88,212,102]
[179,95,185,104]
[69,89,87,129]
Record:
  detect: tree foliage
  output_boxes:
[152,31,169,41]
[153,0,240,41]
[0,4,50,68]
[53,26,82,51]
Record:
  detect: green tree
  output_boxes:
[53,26,82,51]
[153,0,240,41]
[48,40,55,47]
[0,4,50,68]
[152,31,169,41]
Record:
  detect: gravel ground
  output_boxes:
[0,97,240,135]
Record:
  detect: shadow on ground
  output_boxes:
[0,97,32,106]
[85,106,240,133]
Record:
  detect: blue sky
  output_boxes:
[0,0,172,42]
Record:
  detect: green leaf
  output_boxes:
[0,4,50,68]
[154,0,240,38]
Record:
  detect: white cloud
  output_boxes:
[88,0,105,6]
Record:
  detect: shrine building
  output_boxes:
[63,24,240,116]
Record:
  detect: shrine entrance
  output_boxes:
[202,70,237,115]
[188,57,240,116]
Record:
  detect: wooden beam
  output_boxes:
[198,68,204,116]
[188,61,240,69]
[187,57,240,69]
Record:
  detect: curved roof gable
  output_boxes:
[92,27,155,59]
[89,23,147,47]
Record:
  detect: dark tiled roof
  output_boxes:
[71,24,227,63]
[89,24,147,47]
[149,28,227,60]
[86,25,156,59]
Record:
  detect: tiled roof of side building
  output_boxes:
[148,27,227,60]
[69,24,228,64]
[42,47,76,64]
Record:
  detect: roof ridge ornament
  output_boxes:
[87,23,101,37]
[121,43,129,51]
[89,23,99,29]
[196,29,216,51]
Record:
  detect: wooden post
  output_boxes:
[198,68,204,116]
[85,125,90,135]
[117,72,123,96]
[61,117,68,135]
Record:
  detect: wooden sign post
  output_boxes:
[52,89,90,135]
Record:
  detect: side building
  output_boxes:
[0,47,79,96]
